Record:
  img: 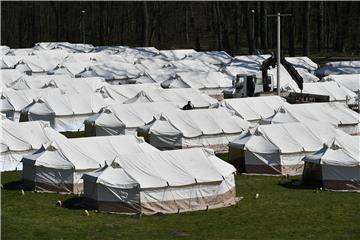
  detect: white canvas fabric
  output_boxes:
[322,74,360,94]
[85,102,180,136]
[35,42,94,53]
[1,88,63,121]
[22,135,159,193]
[230,121,349,176]
[97,83,161,103]
[0,69,23,86]
[161,72,233,96]
[159,49,198,60]
[148,109,250,152]
[316,61,360,77]
[215,96,286,123]
[271,102,360,135]
[83,148,237,214]
[291,81,357,104]
[190,51,233,66]
[285,57,318,73]
[0,120,64,171]
[124,88,218,108]
[22,93,109,132]
[303,135,360,192]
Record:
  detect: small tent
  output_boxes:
[1,120,64,171]
[84,102,180,136]
[303,135,360,192]
[228,121,348,175]
[161,71,233,100]
[271,102,360,135]
[213,96,286,123]
[83,148,237,214]
[145,109,250,152]
[124,88,218,108]
[22,135,159,194]
[20,93,108,132]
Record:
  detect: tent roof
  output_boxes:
[125,88,218,108]
[0,120,64,152]
[304,135,360,166]
[163,71,233,90]
[111,148,236,189]
[221,96,286,121]
[151,108,250,138]
[90,102,180,128]
[272,102,359,126]
[26,135,159,170]
[27,92,108,116]
[236,121,348,154]
[323,74,360,93]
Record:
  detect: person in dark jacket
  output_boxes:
[182,101,194,110]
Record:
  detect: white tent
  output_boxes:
[0,69,23,86]
[83,148,237,214]
[322,74,360,94]
[84,102,180,136]
[35,42,94,53]
[96,83,161,103]
[21,93,109,132]
[190,51,233,66]
[1,120,64,171]
[146,108,250,152]
[303,134,360,192]
[169,59,219,72]
[271,102,360,135]
[228,121,349,176]
[316,61,360,77]
[159,49,198,60]
[1,88,63,121]
[22,135,159,194]
[285,56,318,73]
[213,96,286,123]
[291,81,357,104]
[161,72,233,99]
[125,88,218,108]
[79,61,145,84]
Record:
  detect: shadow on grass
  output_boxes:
[3,180,23,191]
[62,196,88,210]
[278,179,323,190]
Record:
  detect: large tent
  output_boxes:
[270,102,360,135]
[303,134,360,192]
[145,108,250,152]
[84,102,180,136]
[96,83,161,103]
[83,148,237,214]
[22,135,159,194]
[1,88,63,121]
[1,120,64,171]
[124,88,218,108]
[315,61,360,77]
[20,93,109,132]
[322,74,360,94]
[212,96,286,123]
[291,81,357,104]
[161,71,233,100]
[228,121,349,175]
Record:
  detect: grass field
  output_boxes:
[2,171,359,240]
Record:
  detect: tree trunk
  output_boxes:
[260,2,268,51]
[244,2,254,54]
[189,3,201,51]
[141,1,149,46]
[317,2,324,52]
[289,2,296,56]
[302,1,310,56]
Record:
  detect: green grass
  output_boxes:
[2,171,359,240]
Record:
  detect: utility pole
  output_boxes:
[251,9,255,53]
[267,13,292,95]
[81,10,86,44]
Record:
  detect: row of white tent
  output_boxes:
[228,123,359,192]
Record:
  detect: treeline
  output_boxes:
[1,1,360,56]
